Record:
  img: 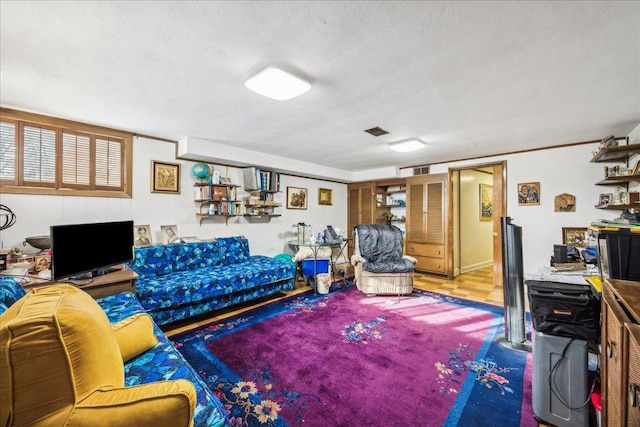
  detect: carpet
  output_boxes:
[172,285,537,427]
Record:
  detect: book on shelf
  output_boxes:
[243,167,280,192]
[194,185,210,200]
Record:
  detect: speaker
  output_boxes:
[554,244,568,264]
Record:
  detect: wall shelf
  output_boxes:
[590,142,640,163]
[194,183,241,226]
[591,140,639,210]
[242,170,281,221]
[595,175,640,186]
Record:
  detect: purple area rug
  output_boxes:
[172,285,537,427]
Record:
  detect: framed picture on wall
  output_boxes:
[287,187,308,209]
[562,227,587,247]
[151,160,180,194]
[554,193,576,212]
[479,184,493,221]
[517,182,540,205]
[319,188,333,206]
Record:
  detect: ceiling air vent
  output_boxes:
[364,126,389,137]
[413,166,430,176]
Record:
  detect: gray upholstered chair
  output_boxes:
[350,224,416,295]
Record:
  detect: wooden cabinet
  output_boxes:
[347,181,376,256]
[601,279,640,427]
[405,173,449,276]
[375,179,407,235]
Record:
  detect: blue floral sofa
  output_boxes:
[128,236,296,325]
[0,276,229,427]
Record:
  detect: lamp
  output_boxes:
[389,138,426,152]
[245,67,311,101]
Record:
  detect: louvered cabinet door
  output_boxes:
[406,174,448,275]
[347,182,376,257]
[603,296,626,427]
[627,323,640,427]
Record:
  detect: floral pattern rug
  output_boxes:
[172,286,537,427]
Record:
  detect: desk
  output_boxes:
[287,239,351,288]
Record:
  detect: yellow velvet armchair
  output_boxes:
[0,285,197,427]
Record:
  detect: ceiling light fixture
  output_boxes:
[389,138,426,153]
[244,67,311,101]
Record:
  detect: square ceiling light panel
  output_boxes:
[389,138,426,152]
[245,67,311,101]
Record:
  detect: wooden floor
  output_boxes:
[413,265,501,305]
[163,265,500,337]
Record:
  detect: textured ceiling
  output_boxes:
[1,1,639,174]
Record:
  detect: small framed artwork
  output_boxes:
[151,160,180,194]
[598,193,612,207]
[554,193,576,212]
[517,182,540,206]
[562,227,588,247]
[319,188,333,206]
[35,255,51,272]
[134,225,153,246]
[219,176,232,185]
[479,184,493,221]
[160,225,180,244]
[287,187,308,209]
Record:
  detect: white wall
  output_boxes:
[459,169,493,272]
[3,126,638,270]
[0,136,348,258]
[430,142,626,275]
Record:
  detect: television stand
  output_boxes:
[74,268,138,299]
[23,265,138,299]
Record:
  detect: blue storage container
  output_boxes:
[302,258,330,276]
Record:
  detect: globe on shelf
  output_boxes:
[191,162,211,183]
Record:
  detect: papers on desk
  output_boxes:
[525,273,590,286]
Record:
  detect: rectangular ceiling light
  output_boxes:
[245,67,311,101]
[389,138,426,152]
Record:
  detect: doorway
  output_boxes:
[449,161,506,288]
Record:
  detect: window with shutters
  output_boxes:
[0,108,132,198]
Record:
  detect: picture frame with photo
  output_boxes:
[517,182,540,205]
[318,188,333,206]
[151,160,180,194]
[134,224,153,246]
[219,176,233,185]
[160,225,180,244]
[35,255,51,272]
[598,193,612,207]
[479,183,493,221]
[562,227,588,247]
[287,187,308,209]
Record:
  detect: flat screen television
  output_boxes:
[50,220,134,281]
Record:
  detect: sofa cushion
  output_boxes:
[136,255,295,312]
[175,241,221,270]
[0,276,26,314]
[216,236,250,264]
[112,313,158,362]
[98,292,228,427]
[129,243,182,279]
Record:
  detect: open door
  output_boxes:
[448,161,506,287]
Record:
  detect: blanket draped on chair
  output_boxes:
[356,225,414,273]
